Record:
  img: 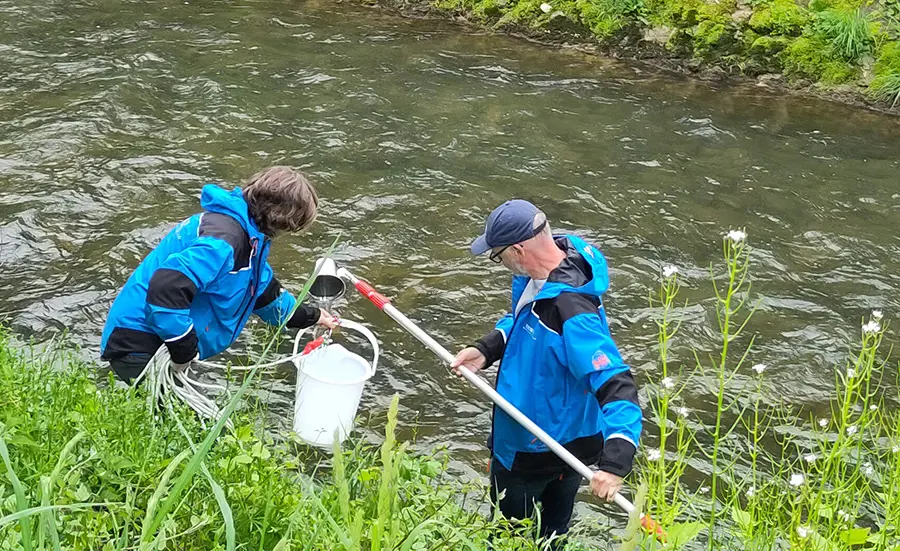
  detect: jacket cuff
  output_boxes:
[474,329,506,367]
[598,437,636,477]
[165,327,198,364]
[287,304,320,329]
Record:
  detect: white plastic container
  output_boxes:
[291,319,379,449]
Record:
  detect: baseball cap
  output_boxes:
[470,199,544,255]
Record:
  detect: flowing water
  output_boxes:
[3,0,900,525]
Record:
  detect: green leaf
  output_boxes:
[73,484,91,501]
[840,527,871,546]
[232,454,253,466]
[731,507,752,532]
[666,521,704,547]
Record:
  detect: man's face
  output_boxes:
[494,245,529,276]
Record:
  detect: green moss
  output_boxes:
[874,40,900,74]
[781,35,859,83]
[575,0,644,38]
[750,34,791,53]
[748,0,807,36]
[495,0,543,24]
[693,20,732,56]
[646,0,704,28]
[869,41,900,105]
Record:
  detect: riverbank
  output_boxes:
[0,332,600,550]
[361,0,900,114]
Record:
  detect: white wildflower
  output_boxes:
[676,406,690,417]
[893,445,900,454]
[699,486,710,494]
[819,418,828,428]
[789,473,805,487]
[797,526,810,539]
[873,310,883,321]
[847,425,858,436]
[837,510,851,523]
[647,448,662,461]
[746,486,755,498]
[540,2,552,12]
[870,404,878,411]
[863,320,881,335]
[847,368,857,379]
[804,453,817,464]
[726,229,747,243]
[752,363,767,375]
[661,377,674,390]
[862,462,874,477]
[663,265,679,278]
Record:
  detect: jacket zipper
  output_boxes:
[231,237,268,344]
[489,294,536,460]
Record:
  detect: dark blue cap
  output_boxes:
[470,199,542,255]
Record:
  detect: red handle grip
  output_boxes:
[354,280,391,310]
[302,336,325,355]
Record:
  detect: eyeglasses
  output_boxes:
[488,220,547,264]
[489,245,511,263]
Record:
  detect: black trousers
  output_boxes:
[489,457,582,547]
[107,353,153,385]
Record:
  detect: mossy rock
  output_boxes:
[750,34,791,53]
[748,0,807,36]
[538,9,594,37]
[693,20,738,58]
[473,0,505,18]
[650,0,705,28]
[781,35,859,84]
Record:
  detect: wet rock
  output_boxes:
[860,55,876,87]
[732,8,752,25]
[757,73,785,86]
[643,25,674,46]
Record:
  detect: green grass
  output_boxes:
[0,336,604,550]
[812,7,874,62]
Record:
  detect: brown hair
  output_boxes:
[242,166,318,237]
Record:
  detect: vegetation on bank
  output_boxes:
[0,338,602,550]
[420,0,900,107]
[3,229,900,550]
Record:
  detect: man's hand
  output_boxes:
[450,347,487,377]
[317,309,339,329]
[590,470,623,502]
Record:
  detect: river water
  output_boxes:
[2,0,900,528]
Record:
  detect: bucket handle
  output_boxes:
[291,319,380,377]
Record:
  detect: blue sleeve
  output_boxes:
[563,309,642,477]
[252,263,320,329]
[144,237,234,363]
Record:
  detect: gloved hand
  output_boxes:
[170,354,198,376]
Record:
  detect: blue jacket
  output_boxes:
[474,235,642,477]
[101,184,319,364]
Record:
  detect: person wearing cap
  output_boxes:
[451,200,642,544]
[100,166,337,384]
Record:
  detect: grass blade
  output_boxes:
[0,503,117,530]
[0,431,33,551]
[140,448,192,542]
[41,430,86,550]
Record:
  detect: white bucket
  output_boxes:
[291,319,379,449]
